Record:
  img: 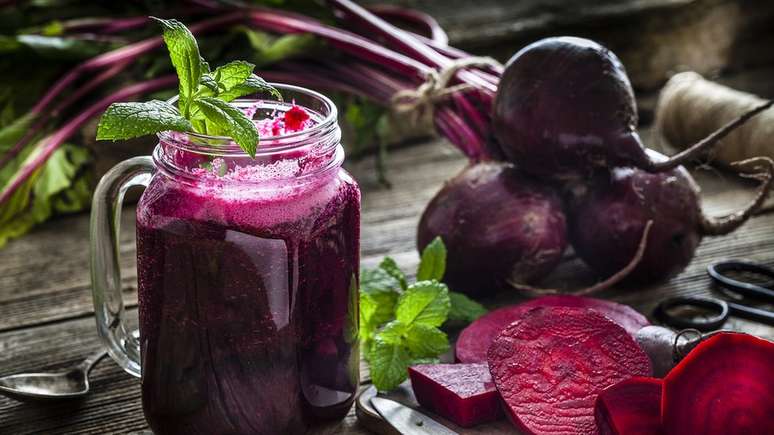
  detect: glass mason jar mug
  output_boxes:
[90,85,360,434]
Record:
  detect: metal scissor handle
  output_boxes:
[707,260,774,300]
[656,295,774,331]
[655,296,729,331]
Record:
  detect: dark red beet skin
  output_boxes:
[488,306,652,435]
[456,295,649,363]
[408,363,502,427]
[417,162,567,297]
[570,162,702,285]
[493,37,648,179]
[663,333,774,435]
[595,377,663,435]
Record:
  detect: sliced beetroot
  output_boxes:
[663,332,774,435]
[488,306,652,435]
[595,376,662,435]
[456,295,649,363]
[408,363,502,427]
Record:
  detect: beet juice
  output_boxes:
[89,86,359,435]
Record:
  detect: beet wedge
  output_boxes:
[488,306,652,435]
[408,363,502,427]
[662,332,774,435]
[456,295,649,363]
[595,376,663,435]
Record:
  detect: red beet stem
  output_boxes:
[366,4,449,46]
[248,9,430,81]
[327,0,497,93]
[0,76,177,205]
[0,60,132,170]
[55,17,150,35]
[2,13,242,170]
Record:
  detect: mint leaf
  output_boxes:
[218,74,281,102]
[213,60,254,91]
[199,73,218,93]
[360,257,406,293]
[405,324,449,358]
[417,237,446,282]
[360,293,380,357]
[369,338,410,391]
[448,292,488,323]
[377,320,407,344]
[379,257,407,290]
[96,100,192,141]
[152,17,202,118]
[395,281,450,328]
[194,96,260,157]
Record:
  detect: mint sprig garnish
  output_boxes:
[96,17,278,158]
[360,237,488,391]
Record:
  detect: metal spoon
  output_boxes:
[0,348,107,401]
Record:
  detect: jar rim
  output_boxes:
[156,83,339,158]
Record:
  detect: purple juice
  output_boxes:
[135,121,360,434]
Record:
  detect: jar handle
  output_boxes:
[90,156,154,378]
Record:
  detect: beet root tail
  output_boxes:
[647,100,773,172]
[509,221,652,296]
[573,220,653,295]
[700,156,774,236]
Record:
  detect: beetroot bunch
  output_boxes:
[418,36,774,296]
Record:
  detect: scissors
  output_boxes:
[655,260,774,331]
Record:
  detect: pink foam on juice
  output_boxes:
[136,105,360,434]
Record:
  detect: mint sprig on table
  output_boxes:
[360,237,488,391]
[96,18,280,158]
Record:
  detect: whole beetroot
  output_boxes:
[417,162,567,297]
[569,152,773,284]
[492,36,772,180]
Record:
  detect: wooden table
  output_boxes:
[0,137,772,434]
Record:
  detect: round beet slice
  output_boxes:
[488,306,652,435]
[663,332,774,435]
[456,295,649,363]
[595,376,662,435]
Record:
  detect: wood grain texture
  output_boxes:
[0,136,772,433]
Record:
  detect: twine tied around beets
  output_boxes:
[390,56,502,122]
